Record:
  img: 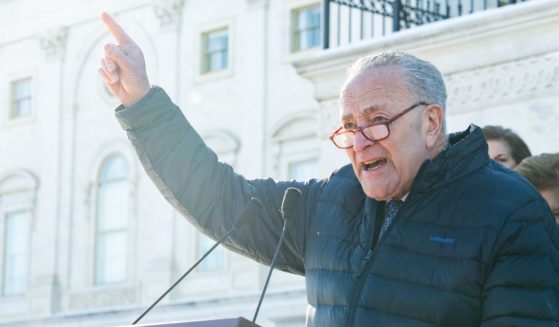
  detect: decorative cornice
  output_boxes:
[446,52,559,114]
[150,0,185,27]
[39,27,68,58]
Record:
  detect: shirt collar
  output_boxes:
[389,193,408,202]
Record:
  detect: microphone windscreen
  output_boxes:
[234,197,263,229]
[280,187,302,220]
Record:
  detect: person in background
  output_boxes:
[515,153,559,224]
[482,125,531,169]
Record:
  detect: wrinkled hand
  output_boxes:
[99,12,150,107]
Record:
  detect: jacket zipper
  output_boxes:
[346,249,374,326]
[346,200,407,326]
[346,201,384,327]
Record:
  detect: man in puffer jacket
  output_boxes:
[99,13,559,326]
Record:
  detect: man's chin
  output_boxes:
[360,183,390,201]
[354,167,394,200]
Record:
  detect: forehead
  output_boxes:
[487,139,511,155]
[340,67,411,118]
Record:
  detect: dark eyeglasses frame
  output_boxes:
[329,101,429,149]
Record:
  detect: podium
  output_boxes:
[131,317,261,327]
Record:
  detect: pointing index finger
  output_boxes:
[101,12,135,45]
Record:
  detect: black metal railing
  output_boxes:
[322,0,525,49]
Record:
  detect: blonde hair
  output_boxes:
[515,153,559,191]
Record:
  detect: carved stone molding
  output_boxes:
[446,52,559,114]
[316,53,559,134]
[246,0,270,9]
[150,0,185,27]
[317,99,339,138]
[68,286,137,311]
[39,27,68,58]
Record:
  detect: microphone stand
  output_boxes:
[132,198,263,325]
[133,230,236,324]
[251,218,288,323]
[252,187,301,324]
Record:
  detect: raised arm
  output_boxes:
[98,14,314,274]
[113,87,315,274]
[99,12,150,107]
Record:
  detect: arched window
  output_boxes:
[95,155,129,284]
[271,112,321,180]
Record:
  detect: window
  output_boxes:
[196,234,224,271]
[95,156,129,285]
[3,211,30,296]
[201,28,229,74]
[271,112,321,181]
[288,158,319,180]
[291,5,321,52]
[10,78,32,119]
[497,0,513,7]
[0,171,37,298]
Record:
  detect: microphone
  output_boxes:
[132,197,264,325]
[252,187,302,324]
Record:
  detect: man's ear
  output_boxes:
[422,104,444,149]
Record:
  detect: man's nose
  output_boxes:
[353,131,373,152]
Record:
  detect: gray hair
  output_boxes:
[345,52,447,133]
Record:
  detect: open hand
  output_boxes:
[99,12,150,107]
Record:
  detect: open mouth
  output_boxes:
[362,158,387,171]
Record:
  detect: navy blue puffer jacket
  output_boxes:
[117,87,559,326]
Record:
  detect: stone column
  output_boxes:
[28,26,69,315]
[150,0,185,100]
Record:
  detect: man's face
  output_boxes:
[540,188,559,224]
[340,67,432,200]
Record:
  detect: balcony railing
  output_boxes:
[322,0,526,49]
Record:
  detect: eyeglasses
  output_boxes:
[329,101,429,149]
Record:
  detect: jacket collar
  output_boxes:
[410,124,490,194]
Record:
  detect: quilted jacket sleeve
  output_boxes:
[481,198,559,326]
[115,87,319,275]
